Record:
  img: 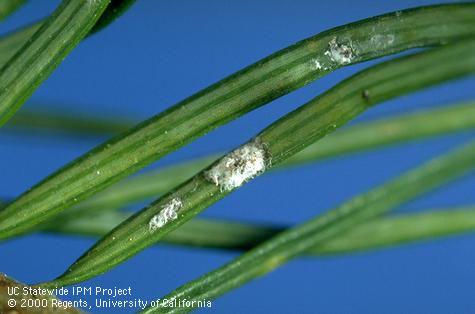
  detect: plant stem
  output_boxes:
[42,39,475,288]
[2,4,475,240]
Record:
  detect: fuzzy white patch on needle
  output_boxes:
[311,58,330,71]
[149,198,183,232]
[313,59,323,70]
[205,140,267,192]
[324,37,354,65]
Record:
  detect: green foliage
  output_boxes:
[1,2,475,313]
[44,207,475,256]
[0,0,111,126]
[2,4,475,241]
[44,38,475,288]
[141,142,475,313]
[0,0,136,67]
[4,101,474,219]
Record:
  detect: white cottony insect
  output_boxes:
[311,58,329,71]
[149,215,167,230]
[324,37,354,65]
[313,59,323,70]
[205,140,267,191]
[149,198,183,232]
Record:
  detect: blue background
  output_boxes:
[1,1,475,313]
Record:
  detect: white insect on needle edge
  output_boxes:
[149,198,183,232]
[324,37,355,65]
[205,139,267,192]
